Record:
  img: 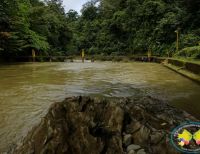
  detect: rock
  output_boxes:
[126,121,142,134]
[11,96,199,154]
[127,144,141,152]
[132,125,150,145]
[137,149,146,154]
[150,131,165,144]
[123,134,132,147]
[128,150,136,154]
[161,123,167,126]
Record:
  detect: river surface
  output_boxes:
[0,62,200,152]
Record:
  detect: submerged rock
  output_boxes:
[12,96,198,154]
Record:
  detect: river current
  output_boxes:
[0,62,200,151]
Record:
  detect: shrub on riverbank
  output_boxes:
[175,46,200,59]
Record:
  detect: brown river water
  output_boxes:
[0,62,200,152]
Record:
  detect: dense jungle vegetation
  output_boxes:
[0,0,200,61]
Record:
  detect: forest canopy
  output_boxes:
[0,0,200,60]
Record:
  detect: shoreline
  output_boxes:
[155,58,200,85]
[90,56,200,85]
[1,56,200,85]
[163,63,200,85]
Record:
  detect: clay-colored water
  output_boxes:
[0,62,200,152]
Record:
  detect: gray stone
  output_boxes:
[128,150,136,154]
[161,122,167,126]
[123,134,132,147]
[127,144,141,152]
[137,149,146,154]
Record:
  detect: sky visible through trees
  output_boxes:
[63,0,89,14]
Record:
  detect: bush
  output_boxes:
[112,56,123,62]
[88,47,99,55]
[175,46,200,59]
[180,33,200,48]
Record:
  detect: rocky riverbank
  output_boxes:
[11,96,198,154]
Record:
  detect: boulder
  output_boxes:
[127,144,141,152]
[11,96,198,154]
[128,150,136,154]
[137,149,146,154]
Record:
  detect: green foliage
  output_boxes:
[67,0,199,57]
[28,30,50,51]
[81,1,99,20]
[0,0,199,60]
[0,0,72,60]
[66,10,79,22]
[180,33,200,48]
[176,46,200,59]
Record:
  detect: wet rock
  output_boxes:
[123,134,132,147]
[150,131,165,144]
[132,125,150,145]
[11,96,198,154]
[127,144,141,152]
[126,120,142,134]
[128,150,136,154]
[137,149,146,154]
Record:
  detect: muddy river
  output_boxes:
[0,62,200,152]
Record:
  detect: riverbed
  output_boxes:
[0,62,200,152]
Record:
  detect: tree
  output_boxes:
[1,0,199,60]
